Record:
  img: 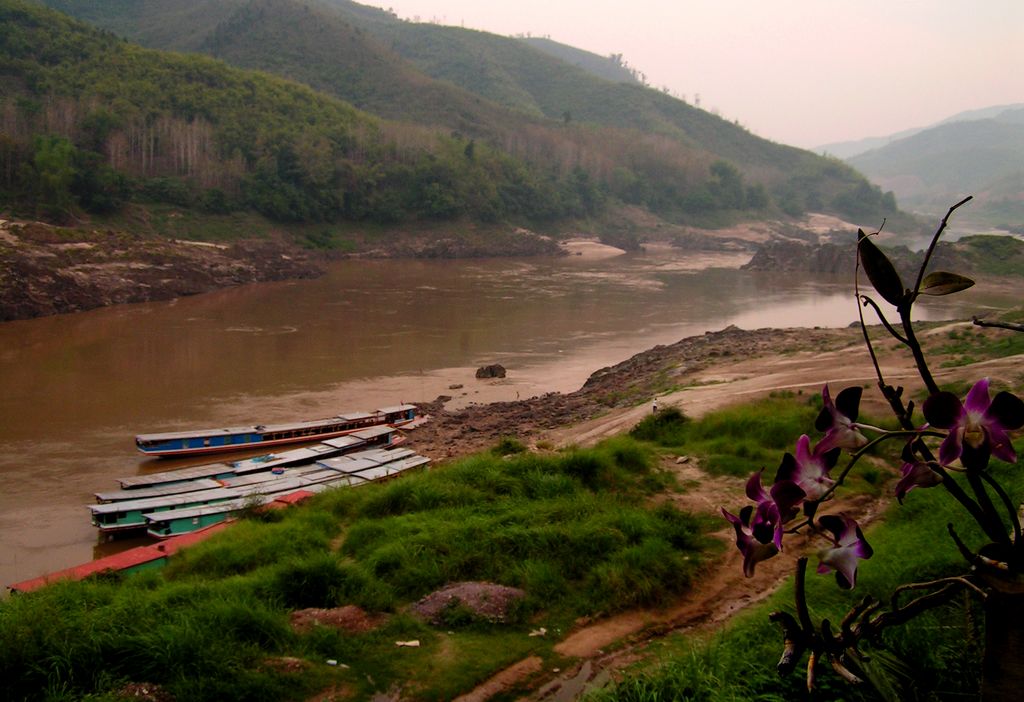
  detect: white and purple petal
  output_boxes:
[815,385,869,452]
[816,514,873,589]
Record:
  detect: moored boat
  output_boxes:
[115,425,398,494]
[134,404,418,457]
[143,450,429,538]
[90,442,430,537]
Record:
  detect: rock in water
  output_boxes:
[476,364,507,379]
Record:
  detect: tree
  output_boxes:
[27,135,77,219]
[708,160,745,210]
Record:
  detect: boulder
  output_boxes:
[476,364,507,379]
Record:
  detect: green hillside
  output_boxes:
[15,0,906,240]
[519,37,641,85]
[0,0,591,228]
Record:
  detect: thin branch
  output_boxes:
[816,429,943,505]
[898,196,972,395]
[899,305,940,395]
[890,575,988,603]
[868,582,964,630]
[948,523,979,565]
[911,195,973,297]
[860,295,908,344]
[972,316,1024,334]
[966,470,1013,547]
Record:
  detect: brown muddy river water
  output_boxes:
[0,244,1011,588]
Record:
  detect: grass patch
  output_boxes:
[0,438,710,701]
[931,325,1024,368]
[631,392,823,477]
[591,444,1024,702]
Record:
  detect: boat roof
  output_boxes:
[95,478,224,503]
[315,448,417,474]
[118,430,394,489]
[134,408,407,443]
[378,404,417,414]
[89,487,242,515]
[144,495,270,523]
[143,473,370,523]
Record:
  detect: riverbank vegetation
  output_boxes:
[0,437,712,701]
[1,324,1021,699]
[0,393,831,701]
[2,0,905,247]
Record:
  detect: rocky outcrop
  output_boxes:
[741,239,852,273]
[0,220,323,321]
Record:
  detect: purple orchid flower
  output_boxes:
[722,470,805,577]
[745,469,805,548]
[922,378,1024,471]
[816,514,873,589]
[815,385,869,454]
[775,434,839,505]
[894,443,942,503]
[722,506,780,578]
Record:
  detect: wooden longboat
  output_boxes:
[113,425,398,495]
[134,404,418,457]
[142,452,430,539]
[89,445,430,536]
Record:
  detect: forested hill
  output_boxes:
[0,0,588,227]
[4,0,903,244]
[847,111,1024,226]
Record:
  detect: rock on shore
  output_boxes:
[0,220,323,321]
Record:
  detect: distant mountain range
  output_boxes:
[2,0,906,246]
[830,105,1024,226]
[814,104,1024,159]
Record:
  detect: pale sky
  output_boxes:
[369,0,1024,149]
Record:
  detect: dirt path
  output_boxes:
[437,320,1023,702]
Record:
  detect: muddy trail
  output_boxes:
[400,320,1023,701]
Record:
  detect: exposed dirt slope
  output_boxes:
[0,219,323,321]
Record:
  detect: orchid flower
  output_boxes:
[722,507,780,578]
[721,470,805,577]
[745,469,805,548]
[775,434,839,505]
[922,378,1024,471]
[894,444,942,503]
[816,514,873,589]
[815,385,869,454]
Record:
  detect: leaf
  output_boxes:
[920,271,975,296]
[857,230,904,306]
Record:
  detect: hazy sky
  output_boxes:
[369,0,1023,149]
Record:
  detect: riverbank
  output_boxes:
[403,316,1023,701]
[0,219,324,321]
[0,206,859,321]
[7,312,1020,700]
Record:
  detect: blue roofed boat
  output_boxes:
[134,404,418,457]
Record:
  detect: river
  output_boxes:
[0,242,1011,588]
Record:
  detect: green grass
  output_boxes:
[0,438,711,701]
[631,392,825,477]
[590,444,1024,702]
[930,324,1024,369]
